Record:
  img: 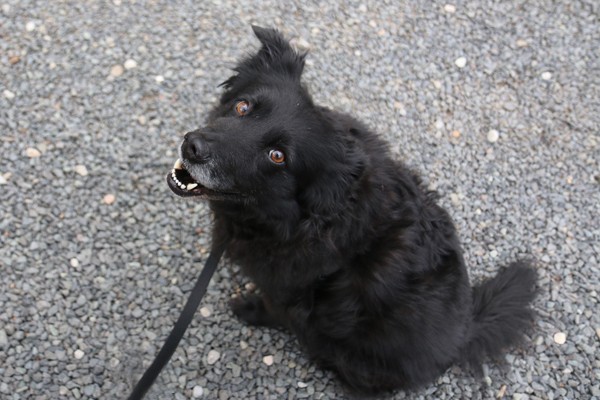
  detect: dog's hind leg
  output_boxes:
[229,294,283,327]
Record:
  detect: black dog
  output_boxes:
[167,26,537,395]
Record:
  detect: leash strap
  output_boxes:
[127,237,229,400]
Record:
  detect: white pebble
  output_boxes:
[487,129,500,143]
[74,165,88,176]
[0,175,6,185]
[155,75,165,83]
[262,355,274,366]
[200,307,211,318]
[26,147,41,158]
[25,21,36,32]
[74,349,85,359]
[110,64,124,77]
[454,57,467,68]
[70,258,80,268]
[596,327,600,340]
[192,386,204,398]
[541,71,552,81]
[434,120,445,130]
[444,4,456,13]
[297,381,308,388]
[450,193,460,205]
[553,331,567,344]
[124,59,137,69]
[206,350,220,365]
[240,340,248,350]
[103,193,116,205]
[3,90,15,99]
[293,37,311,51]
[490,250,498,258]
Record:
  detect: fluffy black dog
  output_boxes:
[167,26,537,395]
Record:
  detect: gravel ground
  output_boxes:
[1,1,599,399]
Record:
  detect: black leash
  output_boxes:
[127,237,229,400]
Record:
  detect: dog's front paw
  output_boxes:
[230,295,277,327]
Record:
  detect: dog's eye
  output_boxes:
[268,149,285,164]
[235,100,251,116]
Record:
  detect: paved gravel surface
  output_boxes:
[1,1,599,399]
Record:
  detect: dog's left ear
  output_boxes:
[250,25,306,80]
[220,26,306,92]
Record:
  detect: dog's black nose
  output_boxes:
[182,131,211,164]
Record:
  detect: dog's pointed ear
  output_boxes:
[250,25,306,79]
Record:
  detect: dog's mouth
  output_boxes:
[166,158,243,201]
[166,158,207,197]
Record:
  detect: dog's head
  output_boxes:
[168,26,366,232]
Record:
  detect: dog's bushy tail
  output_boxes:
[461,261,537,371]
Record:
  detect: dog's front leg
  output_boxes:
[229,294,283,327]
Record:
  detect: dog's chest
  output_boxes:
[227,236,336,301]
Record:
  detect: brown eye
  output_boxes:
[269,149,285,164]
[235,100,250,116]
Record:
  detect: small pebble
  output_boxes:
[26,148,41,158]
[444,4,456,13]
[541,71,552,81]
[9,55,20,65]
[206,350,220,365]
[192,386,204,398]
[25,21,36,31]
[155,75,165,83]
[240,340,248,350]
[497,384,507,398]
[3,90,15,99]
[245,282,256,291]
[455,57,467,68]
[110,64,124,77]
[74,165,88,176]
[450,193,460,205]
[0,329,8,348]
[297,382,308,388]
[487,129,500,143]
[262,355,274,366]
[200,307,211,318]
[124,59,137,69]
[553,332,567,345]
[103,194,116,205]
[137,115,147,125]
[595,327,600,340]
[451,130,461,138]
[74,349,85,359]
[293,37,311,51]
[0,175,6,185]
[435,120,445,130]
[516,39,528,47]
[70,258,80,268]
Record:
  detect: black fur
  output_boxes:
[174,26,538,395]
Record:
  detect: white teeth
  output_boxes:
[171,169,184,188]
[171,164,199,191]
